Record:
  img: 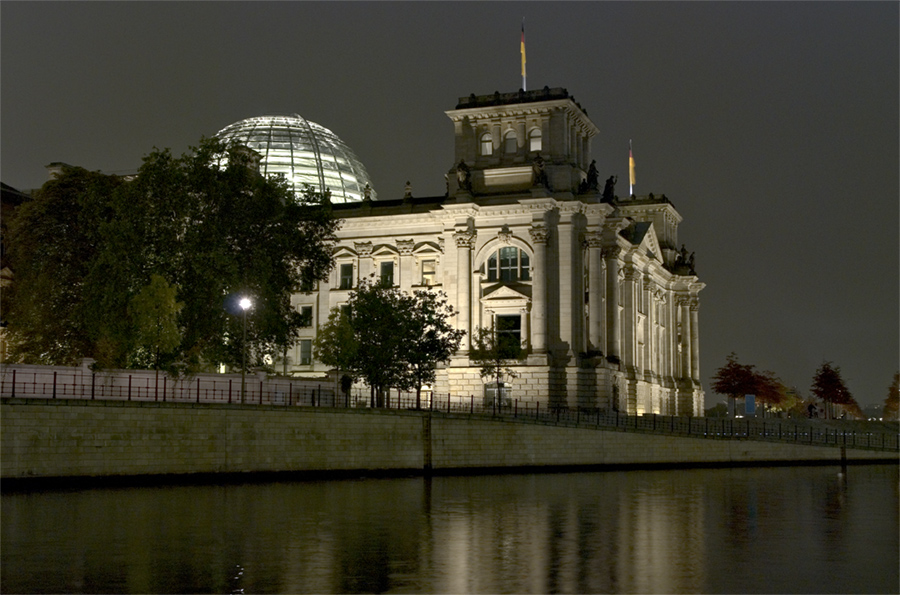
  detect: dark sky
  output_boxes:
[2,2,897,408]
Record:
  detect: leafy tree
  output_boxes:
[753,370,788,415]
[469,318,525,403]
[882,372,899,421]
[399,289,464,408]
[810,361,863,419]
[767,385,806,418]
[129,274,183,371]
[710,352,757,416]
[314,278,463,407]
[3,167,124,365]
[4,139,337,371]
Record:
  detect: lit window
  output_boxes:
[486,247,530,282]
[299,339,312,365]
[421,260,436,286]
[380,261,394,286]
[529,129,542,152]
[300,306,313,327]
[504,132,517,154]
[480,133,493,156]
[340,263,354,289]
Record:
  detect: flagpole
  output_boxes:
[521,19,527,91]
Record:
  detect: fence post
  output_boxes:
[470,394,474,414]
[515,399,518,418]
[229,379,233,404]
[289,382,293,407]
[52,371,57,399]
[536,401,540,420]
[447,395,451,414]
[128,375,132,401]
[10,369,15,398]
[163,376,167,402]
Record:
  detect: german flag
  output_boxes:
[520,20,526,81]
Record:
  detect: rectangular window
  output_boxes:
[499,246,518,281]
[299,339,312,365]
[339,263,354,289]
[487,253,498,282]
[496,315,522,356]
[421,260,436,286]
[299,306,313,327]
[380,261,394,286]
[520,251,530,281]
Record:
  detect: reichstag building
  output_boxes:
[220,88,705,415]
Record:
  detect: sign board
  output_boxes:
[745,394,756,416]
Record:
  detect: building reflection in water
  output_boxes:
[1,466,897,594]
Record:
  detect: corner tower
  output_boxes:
[445,88,599,195]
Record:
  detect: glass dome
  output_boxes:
[214,115,376,203]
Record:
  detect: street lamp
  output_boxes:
[239,297,252,403]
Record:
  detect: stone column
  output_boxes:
[585,233,603,352]
[454,229,476,352]
[642,277,653,376]
[354,241,373,284]
[529,224,550,353]
[679,296,692,380]
[556,213,577,356]
[520,307,530,351]
[397,239,414,293]
[690,298,701,382]
[603,247,621,360]
[622,268,638,370]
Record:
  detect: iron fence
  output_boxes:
[2,368,897,453]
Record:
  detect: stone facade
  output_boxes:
[289,88,705,415]
[2,400,895,480]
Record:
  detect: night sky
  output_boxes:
[2,2,897,408]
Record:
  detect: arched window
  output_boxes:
[504,131,518,154]
[529,128,542,152]
[486,247,531,282]
[480,133,493,156]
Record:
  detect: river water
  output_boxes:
[2,464,897,594]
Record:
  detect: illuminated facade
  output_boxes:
[215,115,376,203]
[288,88,705,415]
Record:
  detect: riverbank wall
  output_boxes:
[2,398,896,484]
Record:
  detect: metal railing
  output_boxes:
[2,369,897,452]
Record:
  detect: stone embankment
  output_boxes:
[2,398,896,484]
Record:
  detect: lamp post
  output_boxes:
[239,297,252,403]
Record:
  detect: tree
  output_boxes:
[810,361,863,419]
[3,166,125,365]
[4,139,337,372]
[314,278,463,407]
[398,289,464,408]
[469,318,525,405]
[710,352,757,416]
[129,274,183,371]
[882,372,899,421]
[753,370,789,415]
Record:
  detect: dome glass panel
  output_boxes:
[214,115,376,203]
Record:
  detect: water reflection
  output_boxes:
[2,466,897,594]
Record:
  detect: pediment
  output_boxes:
[482,283,532,301]
[623,221,663,263]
